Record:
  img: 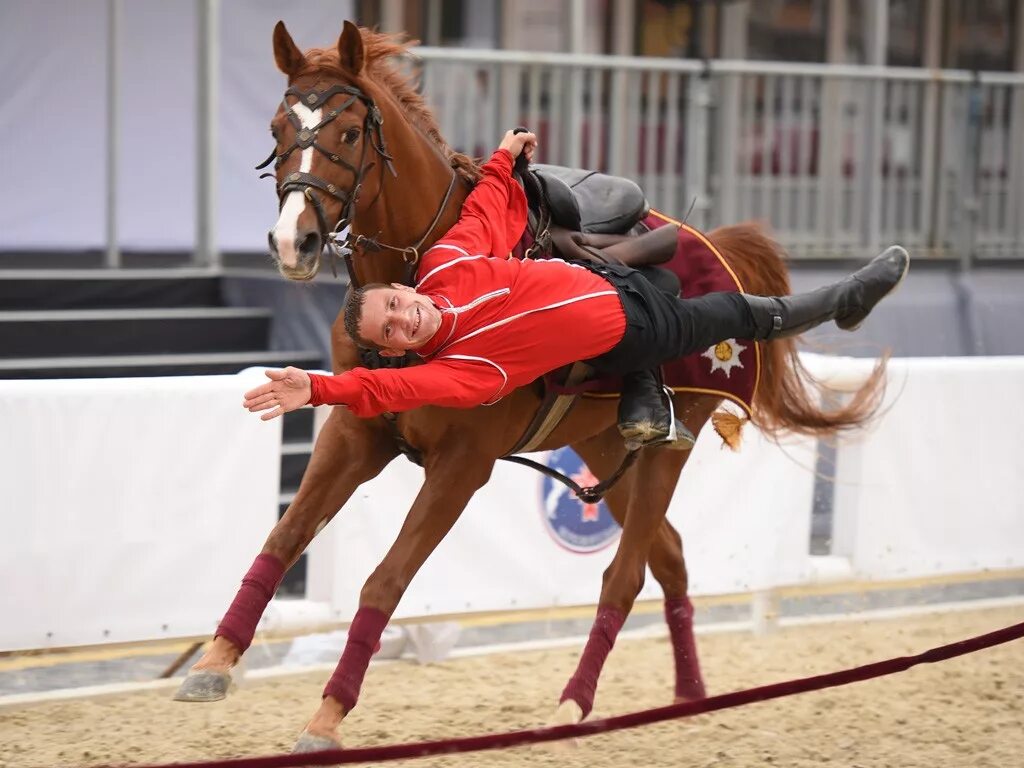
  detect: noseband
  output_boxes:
[258,83,456,286]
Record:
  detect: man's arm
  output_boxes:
[416,130,536,282]
[243,359,507,420]
[309,359,506,417]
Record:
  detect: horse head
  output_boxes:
[262,21,474,286]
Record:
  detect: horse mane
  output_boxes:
[297,28,483,186]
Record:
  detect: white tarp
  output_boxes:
[0,372,281,651]
[831,356,1024,579]
[310,418,818,620]
[0,0,352,252]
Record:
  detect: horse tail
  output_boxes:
[706,222,887,440]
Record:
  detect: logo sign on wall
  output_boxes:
[539,447,622,554]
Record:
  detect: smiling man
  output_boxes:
[244,129,909,449]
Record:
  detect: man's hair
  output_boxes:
[343,283,389,350]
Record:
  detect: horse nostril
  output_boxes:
[267,231,278,257]
[298,231,321,259]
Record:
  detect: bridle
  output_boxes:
[257,83,457,287]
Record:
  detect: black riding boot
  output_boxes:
[618,370,696,451]
[742,245,910,340]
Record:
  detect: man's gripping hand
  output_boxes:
[498,129,537,163]
[243,366,312,421]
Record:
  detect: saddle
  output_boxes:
[527,164,649,234]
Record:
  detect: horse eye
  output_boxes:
[343,128,360,145]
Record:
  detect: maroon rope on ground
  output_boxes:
[112,619,1024,768]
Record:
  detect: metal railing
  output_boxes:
[411,49,1024,260]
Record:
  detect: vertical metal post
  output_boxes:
[564,0,586,168]
[196,0,220,269]
[380,0,404,34]
[713,0,748,228]
[105,0,122,268]
[568,0,585,53]
[607,0,634,175]
[918,0,942,254]
[715,72,742,227]
[1012,7,1024,253]
[861,0,888,254]
[425,0,442,46]
[961,74,983,271]
[817,0,848,251]
[685,74,710,226]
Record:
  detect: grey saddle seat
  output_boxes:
[531,163,650,235]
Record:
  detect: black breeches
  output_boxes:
[586,268,756,374]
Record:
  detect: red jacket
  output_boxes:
[308,149,626,417]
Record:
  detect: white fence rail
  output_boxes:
[2,357,1023,652]
[411,49,1024,259]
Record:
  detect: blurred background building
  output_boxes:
[1,0,1021,260]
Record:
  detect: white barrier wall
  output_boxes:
[3,357,1023,652]
[308,420,820,620]
[0,372,281,651]
[827,357,1024,580]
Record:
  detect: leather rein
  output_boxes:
[257,83,456,287]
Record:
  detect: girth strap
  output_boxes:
[504,362,591,456]
[495,361,642,503]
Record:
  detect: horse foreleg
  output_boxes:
[295,448,494,751]
[173,409,397,702]
[557,442,689,722]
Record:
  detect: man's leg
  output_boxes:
[671,245,910,355]
[617,268,691,450]
[743,245,909,339]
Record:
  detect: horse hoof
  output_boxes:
[292,732,342,753]
[172,670,233,702]
[544,699,584,750]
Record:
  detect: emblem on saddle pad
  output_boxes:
[539,447,621,554]
[701,338,747,378]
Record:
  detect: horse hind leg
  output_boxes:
[645,393,719,702]
[553,430,690,727]
[649,519,706,702]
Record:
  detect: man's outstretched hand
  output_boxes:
[243,367,312,421]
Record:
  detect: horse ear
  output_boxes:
[273,21,305,77]
[337,20,365,75]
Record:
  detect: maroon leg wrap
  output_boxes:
[323,607,390,714]
[559,605,626,718]
[215,554,286,653]
[665,596,706,700]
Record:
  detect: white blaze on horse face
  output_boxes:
[272,103,322,268]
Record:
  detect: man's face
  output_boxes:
[358,284,442,355]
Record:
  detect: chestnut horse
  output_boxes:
[175,22,883,749]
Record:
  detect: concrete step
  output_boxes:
[0,307,272,358]
[0,269,222,310]
[280,445,313,493]
[282,407,315,444]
